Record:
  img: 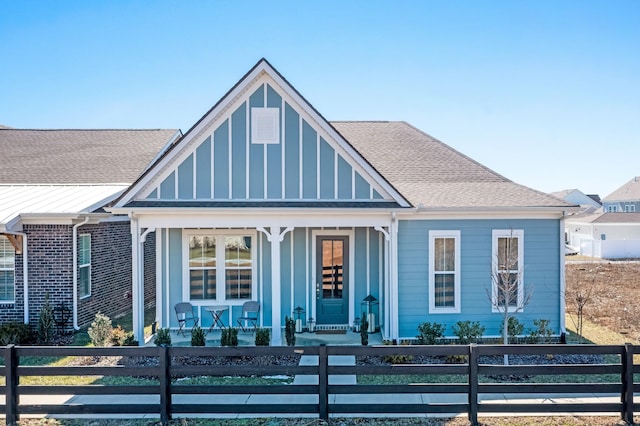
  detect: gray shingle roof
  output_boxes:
[603,177,640,202]
[0,129,178,184]
[332,121,573,209]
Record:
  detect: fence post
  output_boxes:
[318,344,329,421]
[5,344,18,426]
[622,343,634,423]
[468,343,479,426]
[159,345,171,425]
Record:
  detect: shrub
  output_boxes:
[221,327,238,346]
[37,294,55,344]
[88,312,113,346]
[416,321,445,345]
[191,326,206,346]
[360,314,369,346]
[383,340,413,364]
[529,319,554,343]
[255,328,270,346]
[0,322,31,345]
[154,328,172,347]
[285,316,296,346]
[110,325,129,346]
[452,320,485,344]
[122,332,138,346]
[500,317,524,342]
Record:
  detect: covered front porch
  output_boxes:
[129,210,400,345]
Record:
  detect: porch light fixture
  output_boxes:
[294,306,305,333]
[361,295,378,333]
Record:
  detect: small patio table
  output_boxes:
[204,305,229,334]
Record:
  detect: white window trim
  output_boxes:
[608,205,618,213]
[0,236,16,303]
[79,234,91,299]
[624,204,636,212]
[491,229,524,313]
[428,230,461,314]
[182,229,257,306]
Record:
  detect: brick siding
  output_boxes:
[1,221,156,330]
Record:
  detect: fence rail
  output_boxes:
[1,343,639,425]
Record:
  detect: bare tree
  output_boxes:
[566,265,601,344]
[488,230,532,365]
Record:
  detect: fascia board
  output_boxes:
[399,207,574,220]
[128,211,394,229]
[18,213,111,225]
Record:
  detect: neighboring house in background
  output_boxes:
[602,177,640,213]
[109,59,576,344]
[551,189,602,215]
[565,212,640,259]
[0,129,180,330]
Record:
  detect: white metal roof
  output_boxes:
[0,185,127,230]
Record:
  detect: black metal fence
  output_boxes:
[1,343,639,425]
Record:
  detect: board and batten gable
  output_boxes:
[140,76,391,203]
[397,218,562,339]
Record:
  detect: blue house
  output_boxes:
[111,59,574,344]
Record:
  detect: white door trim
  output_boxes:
[311,229,355,327]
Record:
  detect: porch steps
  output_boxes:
[293,355,356,385]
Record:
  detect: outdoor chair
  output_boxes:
[174,302,199,336]
[236,300,260,333]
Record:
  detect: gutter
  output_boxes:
[72,216,90,330]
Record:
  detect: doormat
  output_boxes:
[315,329,347,335]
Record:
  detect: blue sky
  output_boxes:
[1,1,638,198]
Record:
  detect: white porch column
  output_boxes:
[131,218,153,345]
[258,226,293,345]
[375,226,391,341]
[131,216,143,344]
[389,214,399,341]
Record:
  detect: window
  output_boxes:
[428,230,461,313]
[186,232,254,303]
[624,205,636,212]
[608,205,618,212]
[78,234,91,298]
[0,236,15,303]
[491,229,524,312]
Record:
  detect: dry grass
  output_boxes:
[565,261,640,344]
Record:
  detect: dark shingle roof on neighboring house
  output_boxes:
[0,129,179,184]
[332,121,573,209]
[603,177,640,202]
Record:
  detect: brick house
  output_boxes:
[0,129,179,330]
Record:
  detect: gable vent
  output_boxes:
[251,107,280,144]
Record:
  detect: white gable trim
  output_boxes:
[115,60,409,207]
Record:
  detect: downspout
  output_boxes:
[559,211,567,335]
[72,216,90,330]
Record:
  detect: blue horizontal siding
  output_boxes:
[397,219,562,339]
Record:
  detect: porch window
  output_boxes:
[428,230,460,313]
[78,234,91,299]
[0,236,15,303]
[186,232,254,303]
[224,236,252,299]
[492,229,524,312]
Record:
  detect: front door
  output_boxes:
[316,236,349,324]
